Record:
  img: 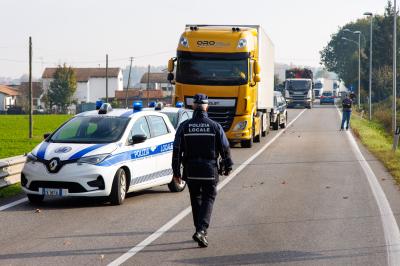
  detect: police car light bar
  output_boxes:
[98,103,112,114]
[176,101,184,108]
[133,101,143,112]
[96,100,104,110]
[148,101,156,108]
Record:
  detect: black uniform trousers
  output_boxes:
[187,180,217,233]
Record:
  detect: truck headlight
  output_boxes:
[26,153,38,163]
[233,121,247,131]
[180,36,189,48]
[77,154,110,165]
[237,39,247,48]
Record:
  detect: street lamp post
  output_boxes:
[364,12,373,120]
[342,29,362,109]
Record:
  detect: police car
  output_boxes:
[21,101,186,205]
[146,101,193,129]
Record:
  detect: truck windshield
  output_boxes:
[286,80,311,91]
[50,116,130,143]
[176,58,248,85]
[314,83,323,89]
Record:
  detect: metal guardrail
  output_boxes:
[0,155,25,188]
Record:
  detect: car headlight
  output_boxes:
[233,121,248,131]
[237,39,247,48]
[26,153,38,163]
[180,36,189,48]
[77,154,110,165]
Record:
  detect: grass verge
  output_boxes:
[351,114,400,183]
[0,114,72,159]
[0,183,22,199]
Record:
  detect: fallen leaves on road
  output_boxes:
[100,254,105,261]
[343,196,349,199]
[281,181,286,185]
[35,209,41,213]
[325,186,331,189]
[63,240,71,246]
[381,178,386,181]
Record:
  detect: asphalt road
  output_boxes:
[1,103,400,265]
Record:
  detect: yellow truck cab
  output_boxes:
[168,25,275,148]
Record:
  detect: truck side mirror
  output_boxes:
[167,73,174,82]
[168,58,175,72]
[254,74,261,83]
[43,133,51,140]
[254,61,261,75]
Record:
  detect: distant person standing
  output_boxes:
[341,93,353,130]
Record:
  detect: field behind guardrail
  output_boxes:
[0,115,72,159]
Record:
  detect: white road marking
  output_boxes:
[336,107,400,266]
[108,109,307,266]
[0,197,28,211]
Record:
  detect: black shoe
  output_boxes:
[192,231,208,247]
[346,127,349,130]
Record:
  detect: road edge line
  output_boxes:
[336,107,400,266]
[108,109,307,266]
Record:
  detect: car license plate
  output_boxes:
[40,188,67,196]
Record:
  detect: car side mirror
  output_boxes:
[131,134,147,144]
[43,133,51,140]
[254,74,261,83]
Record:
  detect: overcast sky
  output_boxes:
[0,0,388,78]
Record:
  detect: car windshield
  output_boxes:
[50,116,130,143]
[176,58,248,85]
[162,112,178,128]
[314,83,323,89]
[323,92,332,96]
[286,80,311,91]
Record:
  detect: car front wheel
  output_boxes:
[109,168,127,205]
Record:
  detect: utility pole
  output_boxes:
[393,0,397,135]
[106,54,108,103]
[364,12,373,120]
[125,57,133,108]
[28,36,33,139]
[147,64,150,105]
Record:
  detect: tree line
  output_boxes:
[320,1,398,104]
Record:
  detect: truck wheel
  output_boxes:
[27,194,44,204]
[262,113,269,137]
[254,123,262,143]
[168,177,186,192]
[109,168,127,205]
[272,115,279,130]
[241,138,253,148]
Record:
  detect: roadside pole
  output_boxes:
[147,64,150,105]
[106,54,109,103]
[393,127,400,151]
[125,57,133,108]
[28,36,33,139]
[393,0,398,148]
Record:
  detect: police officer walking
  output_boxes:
[172,93,233,248]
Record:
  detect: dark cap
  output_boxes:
[193,93,208,104]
